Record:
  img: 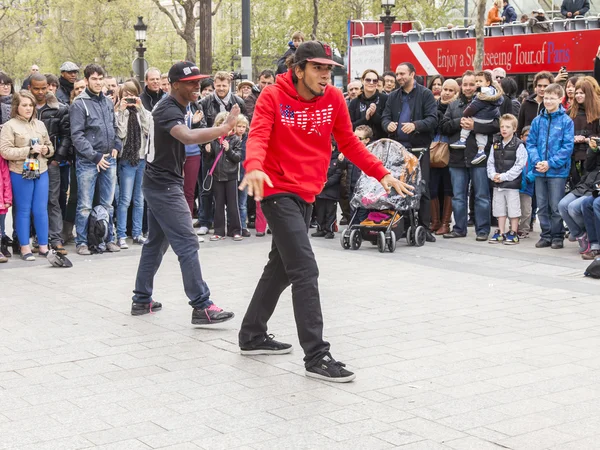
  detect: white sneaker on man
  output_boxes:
[118,238,129,249]
[198,226,209,235]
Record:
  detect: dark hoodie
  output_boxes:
[517,93,545,135]
[276,42,296,75]
[56,76,73,105]
[245,70,389,203]
[140,86,166,111]
[462,83,504,121]
[36,93,71,162]
[348,91,388,140]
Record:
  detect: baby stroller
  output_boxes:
[340,139,425,253]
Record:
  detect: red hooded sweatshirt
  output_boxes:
[244,70,389,203]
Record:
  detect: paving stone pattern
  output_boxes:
[1,228,600,449]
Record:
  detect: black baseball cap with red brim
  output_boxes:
[294,41,343,67]
[168,61,210,83]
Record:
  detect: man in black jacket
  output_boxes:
[382,62,438,240]
[440,70,498,241]
[561,0,590,17]
[517,71,553,135]
[140,67,165,111]
[56,61,79,105]
[29,73,71,255]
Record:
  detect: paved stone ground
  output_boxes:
[2,225,600,450]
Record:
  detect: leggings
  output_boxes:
[0,213,5,236]
[10,171,49,246]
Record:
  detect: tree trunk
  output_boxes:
[311,0,319,40]
[198,0,212,73]
[474,0,486,71]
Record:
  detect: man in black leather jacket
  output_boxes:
[29,73,71,255]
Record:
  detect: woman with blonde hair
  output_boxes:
[0,90,53,260]
[486,0,503,25]
[115,81,152,249]
[430,78,460,235]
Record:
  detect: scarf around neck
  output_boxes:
[122,107,141,166]
[214,91,232,112]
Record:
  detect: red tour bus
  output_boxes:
[348,19,599,90]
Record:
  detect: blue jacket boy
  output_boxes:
[526,105,574,178]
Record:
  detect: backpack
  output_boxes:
[88,205,110,254]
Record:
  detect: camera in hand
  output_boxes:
[125,98,136,104]
[231,72,248,80]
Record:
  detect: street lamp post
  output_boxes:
[381,0,396,73]
[133,16,148,87]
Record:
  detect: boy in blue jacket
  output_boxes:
[526,83,574,249]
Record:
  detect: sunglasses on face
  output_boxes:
[363,78,378,84]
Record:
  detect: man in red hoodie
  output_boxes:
[238,41,413,382]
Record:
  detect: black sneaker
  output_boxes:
[476,233,489,241]
[240,334,293,355]
[535,239,551,248]
[305,354,356,383]
[443,230,466,239]
[324,232,335,239]
[311,230,327,237]
[425,230,436,242]
[131,300,163,316]
[551,239,564,249]
[242,229,251,238]
[191,304,234,325]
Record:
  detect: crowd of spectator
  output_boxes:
[1,34,600,268]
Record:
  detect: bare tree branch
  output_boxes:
[172,0,184,25]
[150,0,184,37]
[211,0,223,16]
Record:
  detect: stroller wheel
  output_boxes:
[341,228,351,249]
[387,230,397,253]
[415,226,426,247]
[406,226,415,246]
[350,229,362,250]
[377,231,386,253]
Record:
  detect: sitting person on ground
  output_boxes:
[312,139,342,239]
[451,71,503,165]
[579,138,600,259]
[561,0,590,18]
[518,126,535,238]
[487,114,527,244]
[526,83,575,249]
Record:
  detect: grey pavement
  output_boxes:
[1,226,600,450]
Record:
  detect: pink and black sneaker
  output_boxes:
[191,303,234,325]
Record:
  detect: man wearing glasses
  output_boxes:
[492,67,506,82]
[130,61,238,325]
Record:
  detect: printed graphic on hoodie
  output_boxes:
[279,103,334,135]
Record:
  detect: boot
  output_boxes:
[1,235,12,258]
[61,221,74,244]
[430,198,441,232]
[436,196,453,235]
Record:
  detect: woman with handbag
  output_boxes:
[0,90,53,261]
[430,79,459,235]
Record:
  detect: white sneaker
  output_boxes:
[198,226,209,235]
[118,238,129,249]
[132,235,146,245]
[198,236,205,243]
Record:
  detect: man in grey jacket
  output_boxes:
[70,64,122,255]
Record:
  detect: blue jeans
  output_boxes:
[133,183,212,309]
[117,160,145,239]
[10,171,49,246]
[75,156,117,246]
[449,166,490,236]
[558,192,589,238]
[0,213,5,236]
[238,183,248,228]
[535,177,566,242]
[582,196,600,250]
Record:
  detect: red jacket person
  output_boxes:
[238,41,413,382]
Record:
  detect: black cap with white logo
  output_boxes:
[168,61,209,83]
